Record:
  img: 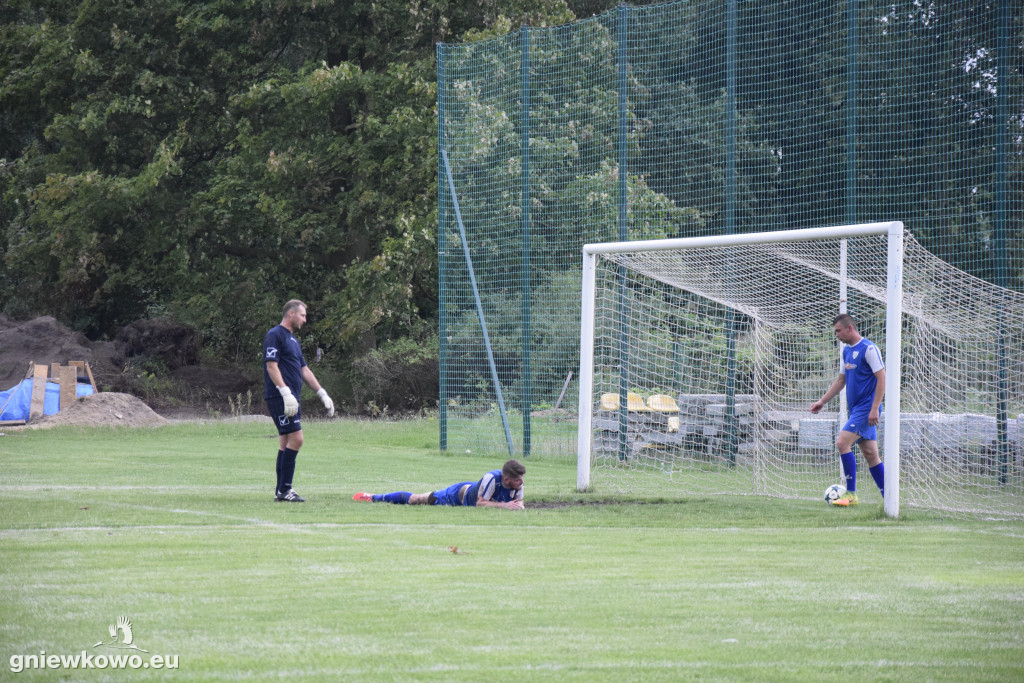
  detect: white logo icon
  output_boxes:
[266,347,278,359]
[93,616,148,653]
[852,351,859,359]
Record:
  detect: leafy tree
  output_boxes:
[0,0,578,411]
[1,0,1019,415]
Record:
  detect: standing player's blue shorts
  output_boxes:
[429,482,474,506]
[842,406,879,443]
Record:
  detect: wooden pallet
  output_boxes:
[0,361,97,426]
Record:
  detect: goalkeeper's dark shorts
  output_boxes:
[266,396,302,435]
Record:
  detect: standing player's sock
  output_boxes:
[275,450,284,493]
[281,448,299,491]
[869,462,885,498]
[840,451,857,492]
[374,491,411,504]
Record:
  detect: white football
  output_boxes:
[824,484,846,504]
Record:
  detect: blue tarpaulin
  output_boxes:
[0,379,96,421]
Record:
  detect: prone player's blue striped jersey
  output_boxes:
[841,338,884,411]
[464,470,524,506]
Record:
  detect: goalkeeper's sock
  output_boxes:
[375,491,411,504]
[869,462,885,497]
[275,450,284,493]
[840,451,857,493]
[281,448,299,491]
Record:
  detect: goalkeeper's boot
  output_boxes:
[352,492,374,503]
[276,489,306,503]
[831,491,859,507]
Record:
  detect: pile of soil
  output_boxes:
[24,392,170,429]
[0,315,260,425]
[0,315,118,389]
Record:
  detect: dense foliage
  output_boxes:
[0,0,574,409]
[1,0,1020,411]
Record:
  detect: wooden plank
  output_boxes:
[29,364,48,422]
[67,360,84,380]
[58,365,77,411]
[0,420,28,426]
[50,363,61,379]
[84,362,97,392]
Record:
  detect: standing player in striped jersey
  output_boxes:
[810,313,886,507]
[263,299,334,502]
[352,459,525,510]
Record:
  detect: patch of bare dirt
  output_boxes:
[527,499,621,509]
[0,315,260,422]
[19,392,170,429]
[527,498,687,509]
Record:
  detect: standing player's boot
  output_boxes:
[276,488,306,502]
[831,491,859,507]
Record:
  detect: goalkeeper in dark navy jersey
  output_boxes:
[263,299,334,502]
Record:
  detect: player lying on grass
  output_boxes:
[353,459,526,510]
[809,313,886,507]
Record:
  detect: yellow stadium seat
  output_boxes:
[627,392,650,411]
[599,392,651,411]
[646,394,680,413]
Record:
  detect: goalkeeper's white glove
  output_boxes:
[277,386,299,417]
[317,388,335,417]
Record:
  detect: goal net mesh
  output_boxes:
[586,230,1024,519]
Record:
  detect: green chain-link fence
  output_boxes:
[437,0,1023,458]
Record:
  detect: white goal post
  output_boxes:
[576,222,905,517]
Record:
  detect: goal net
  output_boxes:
[577,223,1024,519]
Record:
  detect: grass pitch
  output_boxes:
[1,417,1022,681]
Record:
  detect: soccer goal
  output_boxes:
[577,222,1024,520]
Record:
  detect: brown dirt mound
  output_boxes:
[0,315,119,389]
[22,392,170,429]
[0,315,261,420]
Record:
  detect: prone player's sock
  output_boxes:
[375,491,411,504]
[840,451,857,493]
[281,448,299,491]
[869,462,885,498]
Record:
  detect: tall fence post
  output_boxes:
[723,0,739,462]
[521,27,532,457]
[837,0,859,480]
[846,0,858,226]
[995,0,1010,482]
[615,4,630,460]
[437,43,448,452]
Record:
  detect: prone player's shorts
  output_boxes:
[429,481,473,506]
[842,404,880,442]
[265,396,302,435]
